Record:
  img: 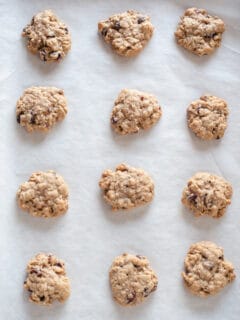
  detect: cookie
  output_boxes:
[98,10,154,57]
[24,253,70,305]
[187,95,228,140]
[109,253,158,306]
[99,163,154,210]
[16,87,68,132]
[111,89,162,135]
[22,10,71,62]
[182,172,232,218]
[17,170,69,218]
[175,8,225,56]
[182,241,235,297]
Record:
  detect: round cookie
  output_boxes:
[99,163,154,210]
[187,95,228,140]
[22,10,71,62]
[111,89,162,135]
[17,170,69,218]
[175,8,225,56]
[182,241,235,297]
[109,253,158,306]
[98,10,154,57]
[24,253,70,305]
[182,172,232,218]
[16,86,68,132]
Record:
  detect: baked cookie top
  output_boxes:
[16,86,68,132]
[17,170,69,218]
[24,253,71,305]
[175,8,225,56]
[182,172,232,218]
[182,241,235,297]
[187,95,228,140]
[99,163,154,210]
[109,253,158,306]
[22,10,71,62]
[111,89,162,135]
[98,10,154,56]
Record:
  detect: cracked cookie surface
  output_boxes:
[16,86,68,132]
[111,89,162,135]
[22,10,71,62]
[98,10,154,56]
[182,241,235,297]
[175,8,225,56]
[109,253,158,306]
[182,172,232,218]
[24,253,70,305]
[17,170,69,218]
[99,164,154,210]
[187,95,228,140]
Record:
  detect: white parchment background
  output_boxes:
[0,0,240,319]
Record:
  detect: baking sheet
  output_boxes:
[0,0,240,319]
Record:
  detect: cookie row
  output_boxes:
[22,8,225,61]
[16,87,229,141]
[17,165,232,219]
[24,241,235,306]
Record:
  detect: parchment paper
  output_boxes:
[0,0,240,319]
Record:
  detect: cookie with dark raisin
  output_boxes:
[24,253,70,305]
[98,10,154,56]
[182,241,235,296]
[99,164,154,210]
[111,89,162,135]
[109,253,158,306]
[16,87,68,132]
[17,170,69,218]
[175,8,225,56]
[182,172,232,218]
[22,10,71,62]
[187,95,228,140]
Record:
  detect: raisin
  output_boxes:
[30,269,38,274]
[55,262,62,267]
[101,28,108,37]
[31,17,35,25]
[17,112,24,123]
[187,193,197,204]
[152,282,158,291]
[196,106,202,114]
[113,21,121,31]
[127,291,136,304]
[30,114,36,124]
[143,287,150,297]
[111,117,118,124]
[39,50,47,62]
[138,17,145,24]
[205,33,217,39]
[203,194,208,207]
